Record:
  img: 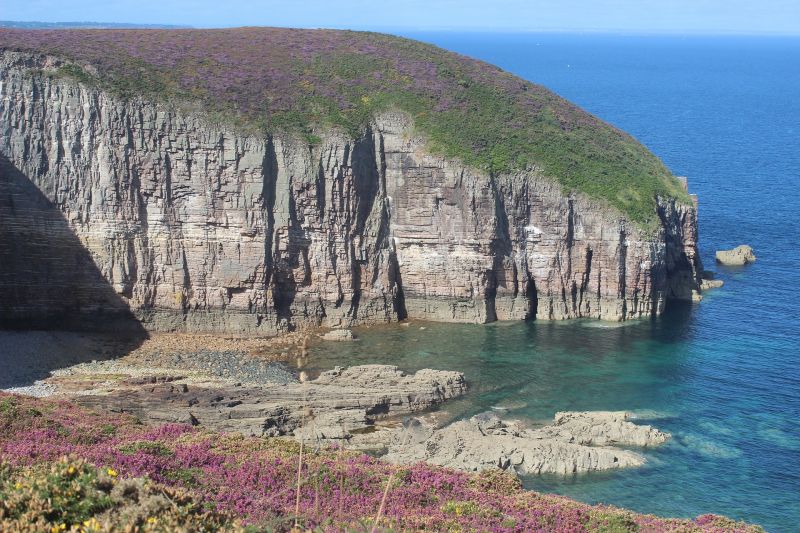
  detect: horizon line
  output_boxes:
[3,20,800,38]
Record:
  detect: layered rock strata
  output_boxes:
[70,365,467,438]
[384,411,669,476]
[1,52,702,332]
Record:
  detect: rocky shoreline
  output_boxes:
[2,330,672,478]
[385,411,669,476]
[67,364,467,440]
[0,390,762,533]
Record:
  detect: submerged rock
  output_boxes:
[321,329,356,341]
[716,245,756,266]
[385,411,669,476]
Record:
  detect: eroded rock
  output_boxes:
[700,271,724,290]
[716,245,756,266]
[384,411,669,476]
[701,279,724,290]
[549,411,669,447]
[71,365,466,438]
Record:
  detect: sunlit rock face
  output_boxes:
[0,52,701,333]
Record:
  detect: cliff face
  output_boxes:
[0,52,702,333]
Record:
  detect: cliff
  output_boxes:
[0,30,702,333]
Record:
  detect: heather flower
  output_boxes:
[0,26,689,226]
[0,392,763,532]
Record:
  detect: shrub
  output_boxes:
[0,393,764,532]
[0,458,239,532]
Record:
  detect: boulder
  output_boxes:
[716,245,756,266]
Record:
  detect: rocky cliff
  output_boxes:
[0,50,702,333]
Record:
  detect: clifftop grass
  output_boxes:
[0,27,690,226]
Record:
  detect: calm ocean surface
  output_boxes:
[306,34,800,531]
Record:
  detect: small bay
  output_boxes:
[307,33,800,532]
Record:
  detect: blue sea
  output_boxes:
[307,34,800,531]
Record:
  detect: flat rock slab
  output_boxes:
[71,365,466,438]
[385,411,669,476]
[701,279,724,290]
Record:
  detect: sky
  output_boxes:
[4,0,800,35]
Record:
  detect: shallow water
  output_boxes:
[307,34,800,531]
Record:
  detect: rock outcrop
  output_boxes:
[716,245,756,266]
[385,411,669,476]
[700,271,724,290]
[701,279,724,290]
[70,364,467,438]
[0,52,702,332]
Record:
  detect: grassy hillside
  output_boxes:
[0,27,690,226]
[0,393,761,532]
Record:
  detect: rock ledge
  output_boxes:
[72,365,466,438]
[385,411,669,476]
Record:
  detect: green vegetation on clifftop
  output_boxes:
[0,27,690,226]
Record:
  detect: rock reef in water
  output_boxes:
[716,245,756,266]
[0,31,703,333]
[321,328,356,341]
[58,361,665,476]
[385,411,670,476]
[700,270,724,290]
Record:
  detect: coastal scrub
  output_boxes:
[0,393,762,532]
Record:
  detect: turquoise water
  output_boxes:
[308,35,800,531]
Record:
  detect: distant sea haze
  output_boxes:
[316,32,799,533]
[0,20,190,29]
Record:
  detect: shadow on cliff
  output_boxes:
[0,156,148,388]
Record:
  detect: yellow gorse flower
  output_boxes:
[106,468,118,477]
[79,517,101,532]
